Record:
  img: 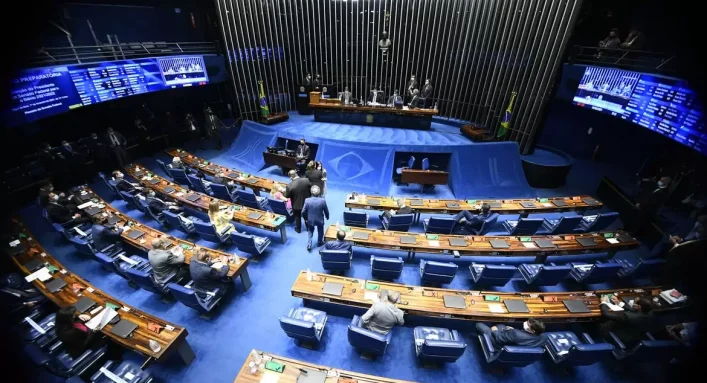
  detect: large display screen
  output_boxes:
[573,66,705,155]
[7,55,209,127]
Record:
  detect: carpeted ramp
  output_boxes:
[450,142,532,198]
[223,121,279,172]
[317,141,395,194]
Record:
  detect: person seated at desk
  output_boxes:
[475,318,546,348]
[171,156,192,173]
[269,184,292,211]
[667,322,699,347]
[668,215,706,247]
[452,203,492,232]
[362,290,404,335]
[302,185,329,251]
[324,230,352,252]
[145,188,183,215]
[46,192,91,226]
[112,170,142,193]
[387,89,403,108]
[91,222,125,250]
[0,273,47,312]
[208,200,236,235]
[379,203,413,223]
[55,306,102,358]
[408,89,422,108]
[599,295,659,347]
[189,248,231,299]
[148,237,188,287]
[295,138,310,174]
[38,181,74,208]
[213,172,238,193]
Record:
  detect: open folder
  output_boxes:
[86,307,118,331]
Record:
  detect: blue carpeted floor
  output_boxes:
[19,122,677,383]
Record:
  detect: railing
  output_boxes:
[30,41,219,67]
[569,45,678,74]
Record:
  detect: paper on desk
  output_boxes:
[605,302,624,311]
[364,291,380,302]
[428,240,440,247]
[25,267,51,282]
[86,307,118,331]
[522,242,537,248]
[488,303,505,313]
[211,262,225,270]
[175,192,184,197]
[606,238,619,244]
[260,371,280,383]
[9,239,20,247]
[77,202,93,209]
[542,203,553,207]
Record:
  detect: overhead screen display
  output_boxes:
[573,66,705,155]
[7,55,209,127]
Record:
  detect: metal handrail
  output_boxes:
[570,45,678,74]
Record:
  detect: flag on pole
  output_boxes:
[497,91,517,138]
[258,80,270,118]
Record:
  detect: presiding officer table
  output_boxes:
[124,164,288,243]
[323,225,639,263]
[291,271,684,323]
[234,350,415,383]
[8,219,195,365]
[309,98,439,130]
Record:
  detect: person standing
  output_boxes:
[104,127,130,168]
[295,138,311,175]
[285,170,311,233]
[317,161,327,196]
[302,185,329,250]
[305,161,324,193]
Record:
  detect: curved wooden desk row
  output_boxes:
[8,219,194,365]
[124,164,288,243]
[166,148,280,194]
[308,102,439,116]
[79,187,251,288]
[323,225,639,263]
[291,271,682,323]
[234,350,414,383]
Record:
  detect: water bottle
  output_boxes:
[149,339,162,352]
[306,268,313,281]
[234,256,241,265]
[336,221,340,229]
[252,350,263,365]
[433,102,438,110]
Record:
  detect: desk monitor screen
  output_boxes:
[352,232,369,240]
[185,194,201,202]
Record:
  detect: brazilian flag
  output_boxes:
[497,91,517,138]
[258,80,270,117]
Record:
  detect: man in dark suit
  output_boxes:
[46,193,91,226]
[189,248,230,299]
[476,318,546,348]
[83,132,111,172]
[104,127,130,168]
[38,143,72,190]
[91,223,124,251]
[453,203,493,232]
[60,140,88,185]
[285,170,311,233]
[634,176,671,234]
[324,230,352,252]
[599,296,659,346]
[295,138,310,174]
[302,185,330,250]
[38,182,74,208]
[409,89,422,108]
[379,203,414,222]
[112,170,142,194]
[171,156,190,172]
[213,172,238,193]
[145,189,183,216]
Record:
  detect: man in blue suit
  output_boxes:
[189,248,230,299]
[324,230,352,252]
[453,203,492,232]
[476,318,546,348]
[302,185,329,250]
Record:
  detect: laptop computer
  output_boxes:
[409,199,424,206]
[246,178,259,184]
[617,234,635,243]
[133,171,145,177]
[85,207,102,216]
[367,198,380,205]
[504,299,530,313]
[582,198,599,206]
[45,278,67,293]
[74,193,92,203]
[486,202,502,208]
[520,202,536,208]
[227,172,241,179]
[247,212,262,220]
[23,259,43,272]
[322,282,344,296]
[443,295,467,309]
[449,238,467,247]
[74,296,97,313]
[445,202,460,208]
[576,237,597,247]
[207,165,219,171]
[490,239,510,249]
[552,200,568,207]
[353,232,369,240]
[126,230,145,240]
[563,300,590,313]
[107,216,120,225]
[185,194,201,202]
[296,369,327,383]
[147,178,160,185]
[400,236,417,244]
[164,187,176,194]
[110,319,138,339]
[534,239,556,248]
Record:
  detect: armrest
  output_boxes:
[481,333,496,353]
[608,331,627,350]
[645,332,656,341]
[219,227,231,235]
[348,316,390,342]
[451,329,462,341]
[185,280,194,288]
[581,333,595,344]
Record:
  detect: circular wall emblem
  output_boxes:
[366,114,374,123]
[323,87,328,93]
[299,86,305,92]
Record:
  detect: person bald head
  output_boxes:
[337,230,346,240]
[151,238,166,249]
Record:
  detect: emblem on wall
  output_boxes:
[366,114,374,123]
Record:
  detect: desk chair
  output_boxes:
[99,172,119,198]
[395,156,415,185]
[518,263,571,286]
[608,332,681,361]
[145,201,167,224]
[469,213,500,235]
[211,183,238,203]
[343,211,368,228]
[420,157,439,190]
[133,195,149,214]
[423,217,457,234]
[469,263,516,286]
[167,281,224,314]
[193,221,232,246]
[500,218,544,235]
[162,210,200,235]
[319,249,353,272]
[125,268,178,296]
[167,168,191,186]
[118,191,138,210]
[268,198,293,222]
[24,313,56,343]
[370,255,404,280]
[279,307,328,346]
[420,260,458,285]
[382,213,415,232]
[540,215,583,234]
[348,315,392,356]
[24,342,107,379]
[90,360,154,383]
[569,261,622,284]
[187,174,212,195]
[414,327,467,363]
[545,332,614,365]
[477,333,545,367]
[615,256,665,279]
[232,232,270,255]
[237,189,268,210]
[576,212,620,233]
[157,159,172,177]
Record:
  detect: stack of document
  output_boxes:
[25,267,52,282]
[86,307,118,331]
[660,289,687,304]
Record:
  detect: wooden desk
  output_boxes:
[309,103,438,130]
[167,148,279,194]
[291,271,682,323]
[8,219,194,365]
[262,151,299,171]
[400,169,449,186]
[77,187,251,287]
[124,164,288,243]
[323,225,639,263]
[234,350,415,383]
[344,194,603,222]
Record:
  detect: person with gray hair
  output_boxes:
[285,169,311,233]
[361,289,404,335]
[301,185,329,250]
[148,237,187,288]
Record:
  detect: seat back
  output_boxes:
[477,264,516,286]
[422,158,430,171]
[144,200,165,223]
[211,183,235,202]
[157,159,171,177]
[421,260,458,284]
[232,232,258,253]
[193,220,228,244]
[565,343,615,366]
[387,213,415,232]
[279,317,317,341]
[425,217,456,234]
[92,360,152,383]
[119,190,136,206]
[627,339,682,361]
[420,340,466,363]
[167,283,209,312]
[187,174,207,193]
[168,168,190,186]
[347,316,390,356]
[527,265,571,285]
[407,156,415,169]
[550,216,583,234]
[580,262,622,283]
[133,195,148,213]
[343,211,368,228]
[509,218,544,235]
[125,268,166,295]
[163,210,189,232]
[320,249,352,271]
[583,212,619,231]
[268,198,292,219]
[69,236,95,256]
[370,256,404,280]
[99,172,118,195]
[237,189,260,209]
[476,213,499,235]
[631,257,666,278]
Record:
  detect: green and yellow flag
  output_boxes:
[497,91,517,138]
[258,80,270,117]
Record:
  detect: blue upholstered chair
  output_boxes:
[119,191,138,209]
[576,212,620,232]
[348,315,392,356]
[193,221,232,246]
[167,168,191,186]
[420,260,458,285]
[343,211,369,228]
[469,264,517,286]
[470,213,500,235]
[382,213,415,232]
[167,281,223,313]
[608,332,682,361]
[569,261,622,284]
[24,313,56,343]
[187,174,211,195]
[94,252,150,280]
[423,217,457,234]
[90,360,154,383]
[268,198,292,221]
[134,195,150,215]
[145,201,167,224]
[25,342,107,379]
[211,183,238,202]
[157,159,172,177]
[501,218,544,235]
[615,256,665,278]
[279,307,328,345]
[319,249,352,271]
[125,268,173,296]
[162,210,199,234]
[477,333,545,366]
[518,264,571,286]
[414,326,467,363]
[370,255,404,280]
[99,172,119,198]
[237,189,268,210]
[545,331,614,365]
[232,232,270,255]
[395,156,415,185]
[541,216,583,234]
